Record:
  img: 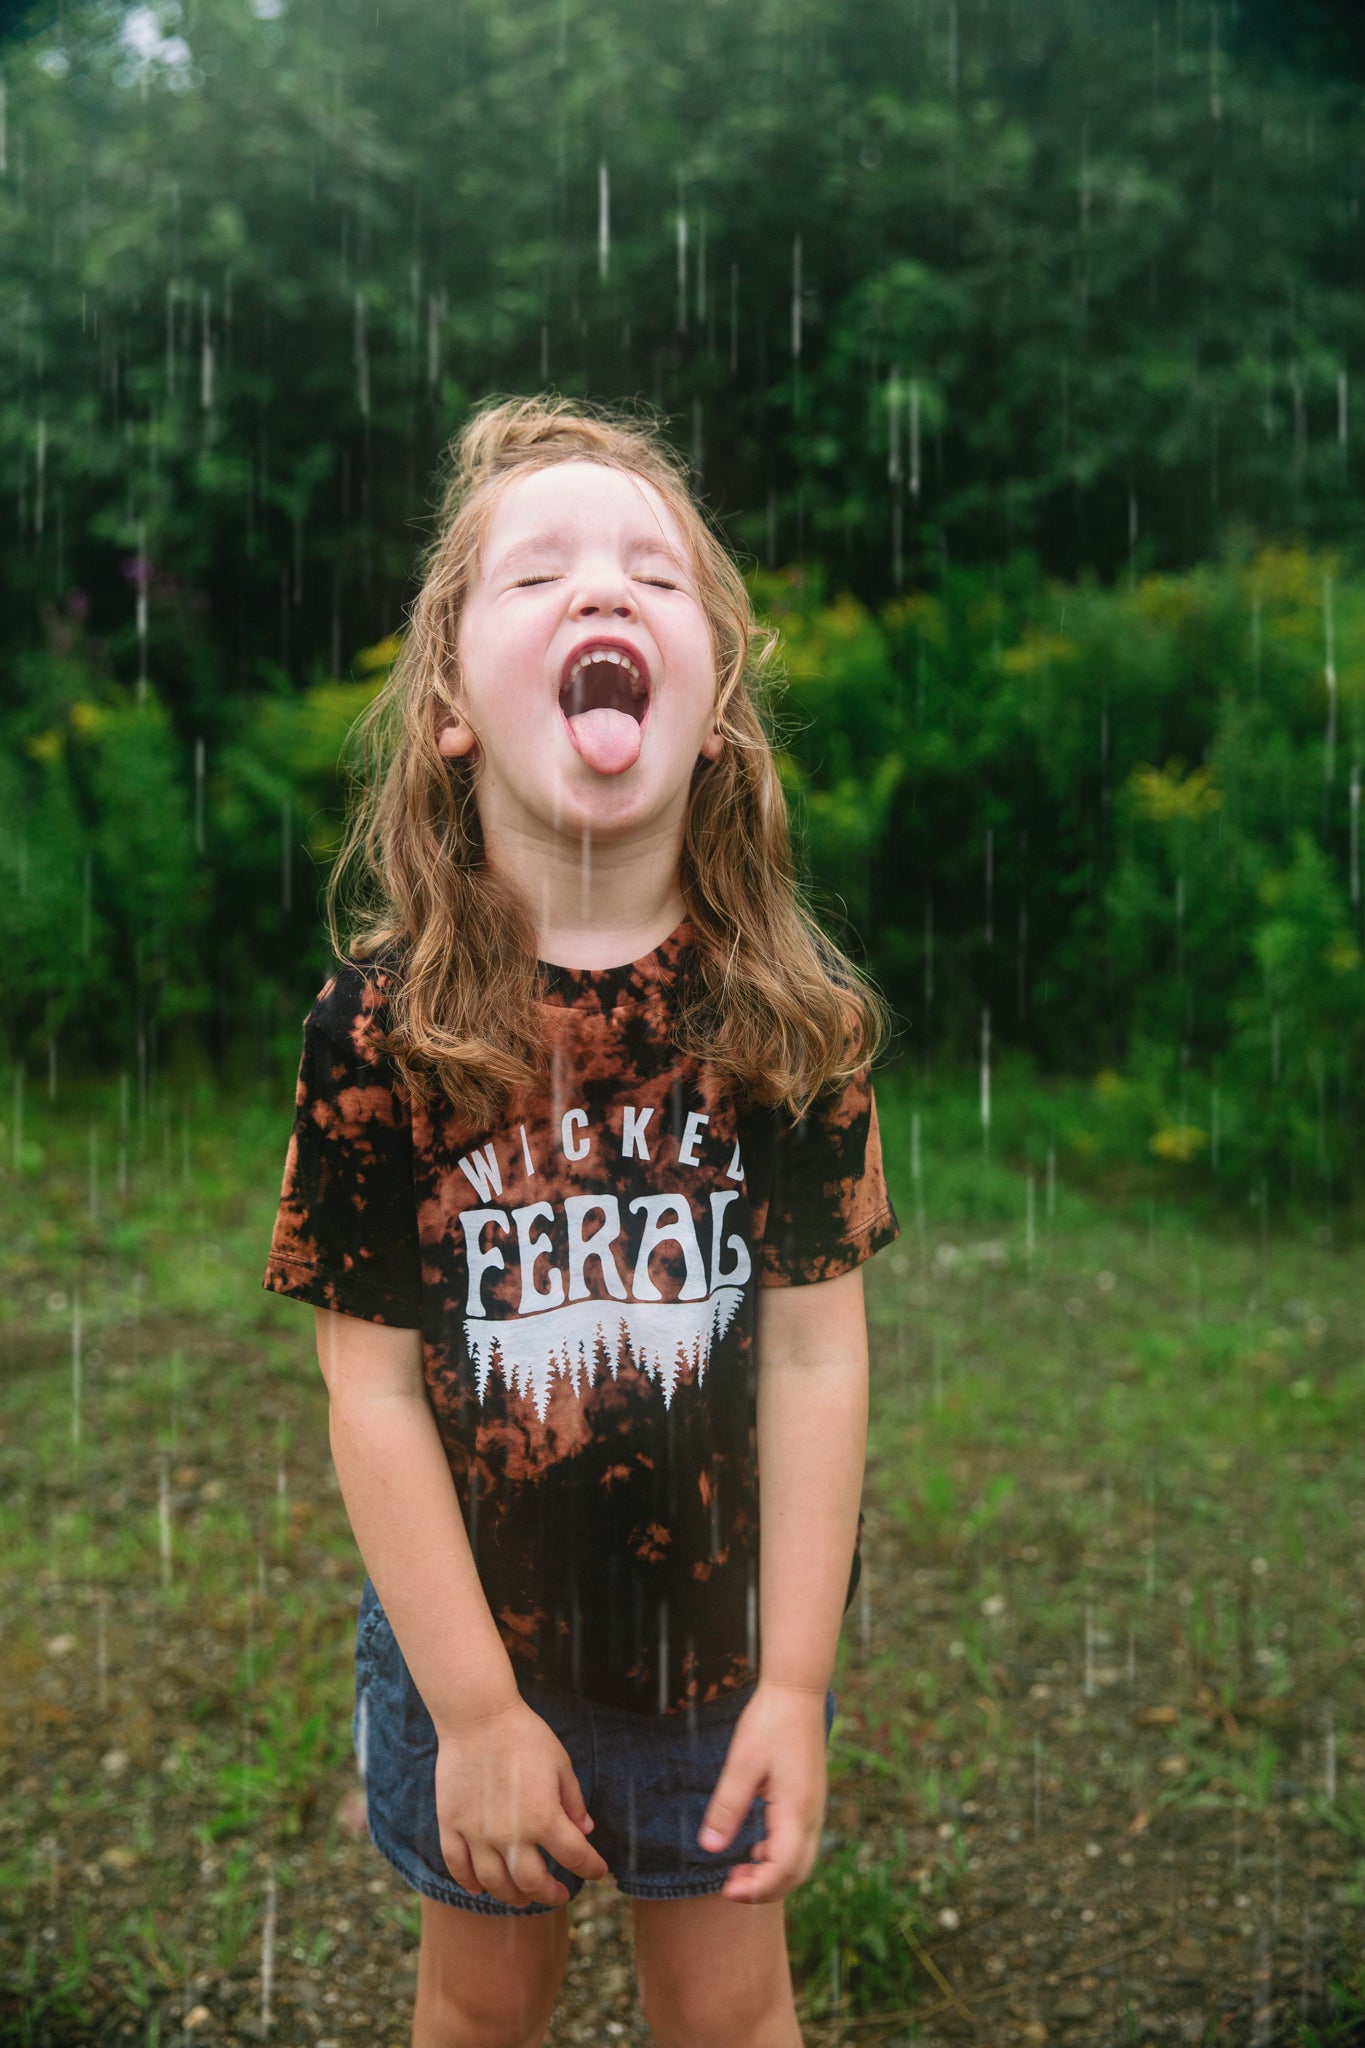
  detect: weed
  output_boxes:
[788,1837,929,2020]
[1293,1960,1365,2047]
[206,1843,260,1970]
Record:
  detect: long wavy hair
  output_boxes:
[326,393,892,1126]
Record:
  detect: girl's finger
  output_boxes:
[439,1830,481,1894]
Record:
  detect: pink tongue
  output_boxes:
[568,707,642,775]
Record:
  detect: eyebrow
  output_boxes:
[490,532,691,576]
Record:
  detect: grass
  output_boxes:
[2,1049,1363,2040]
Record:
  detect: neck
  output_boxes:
[484,815,687,970]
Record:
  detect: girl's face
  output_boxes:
[441,461,722,850]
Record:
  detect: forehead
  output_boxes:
[480,460,692,566]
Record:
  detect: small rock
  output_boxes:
[335,1787,367,1837]
[46,1634,75,1656]
[1054,1996,1096,2021]
[100,1748,130,1777]
[183,2009,211,2031]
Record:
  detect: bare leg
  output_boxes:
[631,1892,803,2048]
[410,1896,570,2048]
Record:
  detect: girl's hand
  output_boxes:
[433,1698,611,1908]
[696,1681,829,1903]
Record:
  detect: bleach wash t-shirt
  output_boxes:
[263,920,899,1715]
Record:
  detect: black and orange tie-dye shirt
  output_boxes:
[263,920,899,1715]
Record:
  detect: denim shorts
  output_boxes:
[351,1577,837,1916]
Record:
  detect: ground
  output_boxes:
[2,1087,1363,2045]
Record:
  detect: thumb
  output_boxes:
[698,1748,763,1852]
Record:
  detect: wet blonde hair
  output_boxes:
[327,393,891,1125]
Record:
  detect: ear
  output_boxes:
[436,715,477,759]
[699,726,723,762]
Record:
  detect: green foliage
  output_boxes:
[3,0,1364,675]
[787,1836,929,2020]
[759,544,1365,1199]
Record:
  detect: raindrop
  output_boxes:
[675,209,687,335]
[1032,1734,1043,1835]
[12,1065,24,1173]
[71,1291,82,1451]
[96,1590,110,1714]
[540,322,549,382]
[200,286,215,411]
[134,518,149,704]
[426,288,447,397]
[281,798,293,913]
[353,289,369,419]
[1045,1145,1056,1219]
[1338,369,1349,455]
[1350,764,1361,913]
[88,1120,99,1222]
[1323,573,1337,786]
[35,414,46,536]
[597,160,609,283]
[260,1861,278,2035]
[355,1684,369,1782]
[276,1457,289,1549]
[789,233,802,364]
[909,378,921,499]
[979,1007,991,1150]
[158,1453,173,1588]
[1024,1171,1035,1269]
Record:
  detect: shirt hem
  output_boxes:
[262,1261,423,1327]
[756,1200,901,1287]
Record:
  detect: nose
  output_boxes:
[570,556,637,621]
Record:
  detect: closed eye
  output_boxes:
[637,576,680,589]
[511,574,561,587]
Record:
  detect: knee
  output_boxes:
[412,1915,567,2048]
[637,1947,792,2048]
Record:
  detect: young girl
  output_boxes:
[263,395,899,2048]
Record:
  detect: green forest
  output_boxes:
[3,0,1365,1201]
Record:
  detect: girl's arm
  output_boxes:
[315,1307,611,1905]
[752,1263,870,1694]
[315,1307,523,1727]
[697,1265,870,1900]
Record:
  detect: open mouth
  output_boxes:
[558,641,651,775]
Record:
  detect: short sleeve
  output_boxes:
[262,964,424,1326]
[757,1068,900,1286]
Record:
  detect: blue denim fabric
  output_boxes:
[351,1576,838,1916]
